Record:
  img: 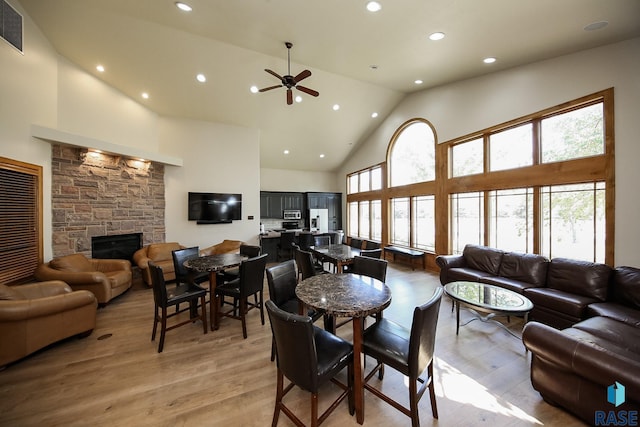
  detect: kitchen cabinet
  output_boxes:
[260,191,304,219]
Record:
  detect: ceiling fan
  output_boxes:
[258,42,319,105]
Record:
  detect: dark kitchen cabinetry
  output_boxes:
[260,191,304,219]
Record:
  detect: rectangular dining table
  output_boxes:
[309,244,361,273]
[296,273,392,424]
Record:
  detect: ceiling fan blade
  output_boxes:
[294,69,311,83]
[287,88,293,105]
[265,69,284,81]
[258,85,282,92]
[296,85,319,97]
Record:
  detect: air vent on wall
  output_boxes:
[0,0,23,53]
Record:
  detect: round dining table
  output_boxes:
[296,273,392,425]
[184,253,247,330]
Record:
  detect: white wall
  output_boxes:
[261,168,339,192]
[160,117,261,248]
[0,2,58,260]
[339,38,640,266]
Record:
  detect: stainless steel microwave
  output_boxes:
[283,210,301,220]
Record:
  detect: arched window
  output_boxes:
[388,119,436,187]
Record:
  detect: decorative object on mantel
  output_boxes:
[258,42,319,105]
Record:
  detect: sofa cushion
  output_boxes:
[49,254,92,273]
[147,242,182,262]
[569,316,640,354]
[587,302,640,327]
[480,276,533,294]
[498,252,549,286]
[0,284,24,300]
[525,287,598,318]
[462,244,504,276]
[446,267,493,283]
[612,266,640,309]
[546,258,611,301]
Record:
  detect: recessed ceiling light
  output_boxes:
[483,57,497,64]
[369,65,378,70]
[196,73,206,83]
[429,32,445,41]
[333,104,340,111]
[366,1,382,12]
[141,92,149,99]
[371,112,378,118]
[584,21,608,31]
[175,2,192,12]
[295,95,303,103]
[414,80,423,85]
[320,154,325,158]
[96,65,105,73]
[250,85,259,93]
[283,150,289,155]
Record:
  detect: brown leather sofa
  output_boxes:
[35,254,132,305]
[523,267,640,424]
[133,242,184,286]
[0,280,97,368]
[435,244,613,329]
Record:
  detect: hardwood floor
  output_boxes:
[0,263,586,426]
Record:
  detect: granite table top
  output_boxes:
[310,244,361,262]
[184,253,247,273]
[296,273,391,318]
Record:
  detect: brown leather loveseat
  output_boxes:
[35,253,132,305]
[0,280,97,368]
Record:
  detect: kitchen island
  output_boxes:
[259,230,342,262]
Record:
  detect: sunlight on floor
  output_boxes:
[436,357,543,425]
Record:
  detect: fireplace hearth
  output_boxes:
[91,233,143,263]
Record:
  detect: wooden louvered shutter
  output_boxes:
[0,157,42,285]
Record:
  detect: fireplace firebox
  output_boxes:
[91,233,143,263]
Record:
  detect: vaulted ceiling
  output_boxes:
[19,0,640,172]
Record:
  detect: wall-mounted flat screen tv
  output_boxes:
[188,192,242,224]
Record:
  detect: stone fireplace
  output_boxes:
[51,144,166,258]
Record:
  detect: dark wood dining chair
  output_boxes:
[298,232,315,251]
[359,248,383,259]
[219,244,261,283]
[265,260,323,361]
[149,262,207,353]
[294,247,328,281]
[351,255,388,283]
[349,237,363,249]
[277,232,296,261]
[364,240,381,250]
[216,254,268,339]
[362,287,443,427]
[172,246,209,287]
[266,300,354,427]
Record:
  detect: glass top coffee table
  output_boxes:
[444,281,533,338]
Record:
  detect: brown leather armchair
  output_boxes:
[133,242,184,286]
[0,280,97,368]
[35,253,132,304]
[200,239,243,256]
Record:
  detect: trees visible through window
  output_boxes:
[488,188,534,253]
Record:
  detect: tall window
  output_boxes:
[0,157,43,285]
[451,192,484,254]
[389,120,435,187]
[390,197,410,246]
[488,188,534,253]
[541,183,605,262]
[413,195,435,251]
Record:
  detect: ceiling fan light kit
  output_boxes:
[258,42,319,105]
